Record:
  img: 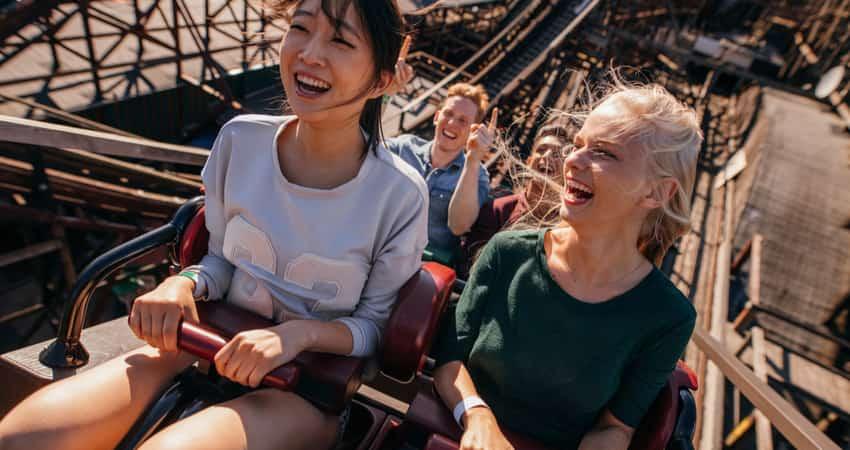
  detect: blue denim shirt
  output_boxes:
[385,134,490,252]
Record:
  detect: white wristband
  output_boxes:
[452,396,489,428]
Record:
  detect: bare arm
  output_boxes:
[447,151,486,236]
[433,361,513,450]
[577,409,634,450]
[448,110,497,235]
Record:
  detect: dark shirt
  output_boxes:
[458,193,526,278]
[436,229,696,449]
[385,134,490,253]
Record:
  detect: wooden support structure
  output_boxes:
[0,115,208,166]
[180,74,247,112]
[750,234,774,450]
[0,93,143,139]
[700,119,738,449]
[693,327,840,450]
[0,241,62,268]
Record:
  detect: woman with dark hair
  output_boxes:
[433,80,701,449]
[0,1,426,449]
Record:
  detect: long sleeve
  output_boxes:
[334,184,429,357]
[183,126,235,301]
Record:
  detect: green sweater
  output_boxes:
[435,230,696,449]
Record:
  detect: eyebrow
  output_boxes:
[293,8,361,39]
[575,134,617,147]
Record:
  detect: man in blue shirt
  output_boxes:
[385,83,494,259]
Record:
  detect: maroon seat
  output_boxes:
[173,205,456,412]
[403,362,698,450]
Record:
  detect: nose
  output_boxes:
[563,146,590,172]
[297,36,326,67]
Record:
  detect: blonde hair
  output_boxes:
[593,81,703,265]
[444,83,490,122]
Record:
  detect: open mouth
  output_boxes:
[563,178,594,205]
[294,72,331,97]
[441,129,458,140]
[535,159,559,177]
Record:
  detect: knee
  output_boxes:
[0,421,73,450]
[0,390,77,450]
[138,429,197,450]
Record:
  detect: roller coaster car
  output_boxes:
[0,198,699,450]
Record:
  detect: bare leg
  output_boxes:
[0,345,195,450]
[138,389,339,450]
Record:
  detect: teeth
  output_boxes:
[296,74,330,90]
[443,130,457,139]
[566,179,592,194]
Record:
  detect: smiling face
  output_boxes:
[432,96,479,154]
[559,97,661,229]
[278,0,383,123]
[524,135,568,207]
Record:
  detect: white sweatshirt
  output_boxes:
[185,115,428,357]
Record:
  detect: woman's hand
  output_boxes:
[214,321,311,388]
[459,408,514,450]
[384,36,413,97]
[385,59,414,97]
[130,275,199,352]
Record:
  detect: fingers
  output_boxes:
[247,359,273,388]
[234,351,261,386]
[129,304,141,339]
[214,337,237,375]
[399,35,411,61]
[144,308,165,349]
[488,107,499,133]
[161,310,180,352]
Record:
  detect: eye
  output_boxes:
[592,147,617,159]
[332,34,355,49]
[290,23,308,32]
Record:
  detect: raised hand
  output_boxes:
[386,35,413,96]
[466,107,498,162]
[129,275,199,352]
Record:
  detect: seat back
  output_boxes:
[178,205,209,268]
[379,262,456,383]
[629,361,699,450]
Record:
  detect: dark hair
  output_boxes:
[273,0,405,154]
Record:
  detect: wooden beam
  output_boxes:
[0,240,62,268]
[0,93,142,139]
[733,303,756,333]
[725,413,755,447]
[693,327,840,450]
[750,234,774,450]
[180,74,246,112]
[0,115,209,166]
[700,177,735,450]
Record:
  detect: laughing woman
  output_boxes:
[0,1,427,450]
[433,80,702,450]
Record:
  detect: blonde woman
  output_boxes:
[433,80,702,450]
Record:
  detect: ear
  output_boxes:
[369,70,395,99]
[639,177,679,209]
[433,108,441,125]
